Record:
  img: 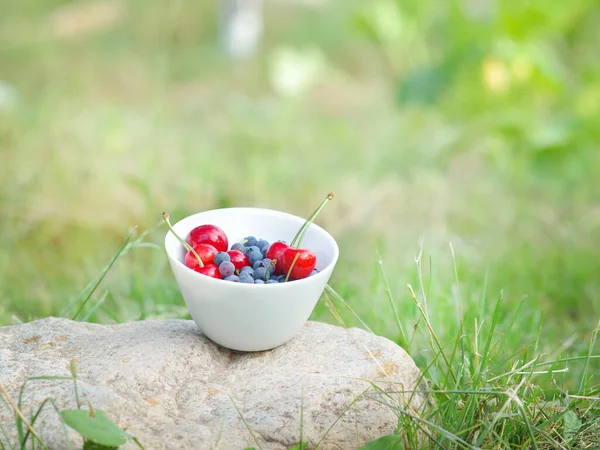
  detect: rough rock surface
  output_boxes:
[0,318,425,449]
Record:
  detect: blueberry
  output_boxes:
[231,243,246,253]
[248,250,263,266]
[253,258,272,270]
[224,275,239,282]
[239,274,254,284]
[240,266,254,277]
[254,267,267,281]
[278,275,287,282]
[219,261,235,277]
[266,279,278,284]
[257,239,269,249]
[261,244,270,255]
[246,246,260,255]
[214,252,230,266]
[309,268,319,277]
[254,279,265,284]
[244,236,258,247]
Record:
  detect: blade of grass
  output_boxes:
[71,227,138,320]
[0,420,15,450]
[475,378,527,447]
[132,436,146,449]
[69,360,81,409]
[578,321,600,394]
[477,291,503,380]
[80,290,109,322]
[530,424,568,450]
[210,419,225,450]
[449,242,463,325]
[377,252,408,350]
[407,284,457,385]
[486,354,545,383]
[21,398,52,447]
[510,390,539,450]
[414,243,430,321]
[323,294,347,327]
[225,392,262,450]
[370,395,480,450]
[533,355,600,368]
[14,376,72,449]
[325,285,373,333]
[479,270,489,319]
[491,295,526,354]
[61,223,157,317]
[0,384,45,448]
[47,399,73,450]
[313,387,370,449]
[453,322,466,390]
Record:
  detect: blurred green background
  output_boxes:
[1,0,599,363]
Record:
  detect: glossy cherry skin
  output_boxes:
[265,241,289,275]
[281,247,316,280]
[195,263,221,279]
[184,243,218,271]
[227,250,250,271]
[186,224,228,252]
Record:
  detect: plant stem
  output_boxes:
[162,212,203,268]
[285,252,300,282]
[69,360,81,409]
[0,384,45,447]
[265,259,277,281]
[286,193,334,280]
[290,192,334,248]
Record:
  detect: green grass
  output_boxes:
[1,0,599,447]
[4,234,597,448]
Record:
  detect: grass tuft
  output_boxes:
[326,247,599,449]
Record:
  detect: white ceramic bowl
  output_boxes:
[164,207,339,352]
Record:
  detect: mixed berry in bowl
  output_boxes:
[162,193,333,285]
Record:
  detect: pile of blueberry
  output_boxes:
[216,236,318,284]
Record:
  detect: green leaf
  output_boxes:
[60,409,129,447]
[563,410,582,441]
[290,442,308,450]
[361,434,404,450]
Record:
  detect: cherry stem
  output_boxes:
[162,211,204,268]
[265,259,277,281]
[284,252,300,283]
[290,192,334,249]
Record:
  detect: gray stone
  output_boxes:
[0,318,425,449]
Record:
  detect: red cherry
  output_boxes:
[195,263,221,279]
[266,241,289,274]
[281,247,316,280]
[186,224,228,253]
[184,244,218,271]
[227,250,249,271]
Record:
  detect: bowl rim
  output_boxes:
[164,207,339,288]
